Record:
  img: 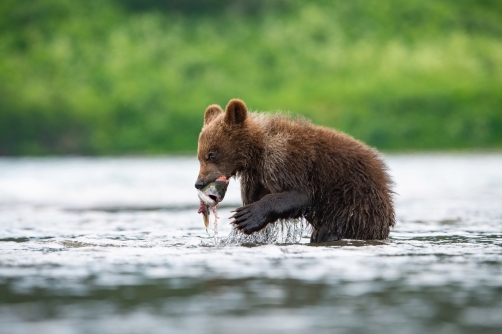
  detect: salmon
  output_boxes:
[197,176,229,227]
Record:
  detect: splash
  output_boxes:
[202,218,309,247]
[204,205,219,239]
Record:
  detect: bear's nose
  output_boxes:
[195,179,205,190]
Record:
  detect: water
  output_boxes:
[0,154,501,334]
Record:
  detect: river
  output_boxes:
[0,154,501,333]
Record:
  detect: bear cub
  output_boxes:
[195,99,395,243]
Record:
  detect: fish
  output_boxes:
[197,176,229,228]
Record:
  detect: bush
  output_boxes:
[0,0,501,155]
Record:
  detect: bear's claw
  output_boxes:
[230,202,270,235]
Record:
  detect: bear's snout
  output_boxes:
[195,179,205,190]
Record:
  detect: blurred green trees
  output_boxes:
[0,0,501,155]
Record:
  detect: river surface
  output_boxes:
[0,154,501,334]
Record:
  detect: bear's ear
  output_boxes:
[224,99,247,126]
[204,104,223,125]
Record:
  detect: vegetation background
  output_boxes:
[1,0,501,155]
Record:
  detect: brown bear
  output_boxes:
[195,99,395,243]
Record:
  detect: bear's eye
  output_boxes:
[208,153,216,162]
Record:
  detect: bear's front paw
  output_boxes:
[230,202,271,235]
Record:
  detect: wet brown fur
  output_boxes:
[196,99,395,242]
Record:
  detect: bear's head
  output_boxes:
[195,99,262,190]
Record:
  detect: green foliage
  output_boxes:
[0,0,501,155]
[115,0,293,16]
